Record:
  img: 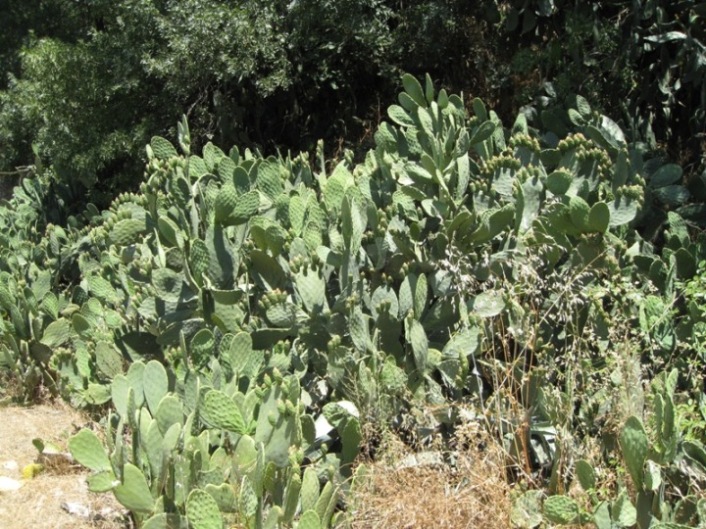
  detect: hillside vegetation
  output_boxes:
[1,2,705,528]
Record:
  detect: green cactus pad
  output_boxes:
[574,460,595,491]
[203,142,226,171]
[114,463,155,513]
[143,419,164,480]
[143,360,169,415]
[588,202,610,233]
[152,268,184,303]
[110,218,148,245]
[543,495,582,524]
[111,374,131,418]
[408,320,429,373]
[569,196,591,232]
[68,429,112,472]
[297,509,322,529]
[608,196,639,227]
[315,481,336,525]
[620,416,648,491]
[214,183,238,225]
[95,341,124,379]
[189,156,209,179]
[157,217,183,248]
[256,160,284,200]
[295,267,326,313]
[204,483,237,512]
[141,513,183,529]
[282,471,302,523]
[231,190,259,225]
[150,136,178,160]
[39,319,72,348]
[87,275,121,305]
[473,290,504,318]
[155,395,184,435]
[86,470,118,493]
[201,389,247,434]
[186,489,223,529]
[300,467,320,513]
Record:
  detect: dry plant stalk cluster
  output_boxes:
[345,425,513,529]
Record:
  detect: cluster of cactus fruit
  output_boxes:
[2,74,704,526]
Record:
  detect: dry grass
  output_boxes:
[0,402,127,529]
[344,427,513,529]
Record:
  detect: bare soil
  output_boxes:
[0,403,126,529]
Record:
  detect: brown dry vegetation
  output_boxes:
[0,403,126,529]
[344,427,513,529]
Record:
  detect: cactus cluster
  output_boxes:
[3,76,703,527]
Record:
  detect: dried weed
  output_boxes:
[344,425,512,529]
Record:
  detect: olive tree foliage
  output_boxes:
[0,0,478,203]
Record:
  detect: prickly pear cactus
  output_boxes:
[19,73,695,529]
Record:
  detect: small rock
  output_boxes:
[2,461,18,471]
[0,476,22,492]
[61,502,91,519]
[396,451,445,470]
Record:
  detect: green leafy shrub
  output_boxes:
[0,0,482,201]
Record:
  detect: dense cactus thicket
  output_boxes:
[2,75,706,528]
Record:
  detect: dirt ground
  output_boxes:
[0,403,126,529]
